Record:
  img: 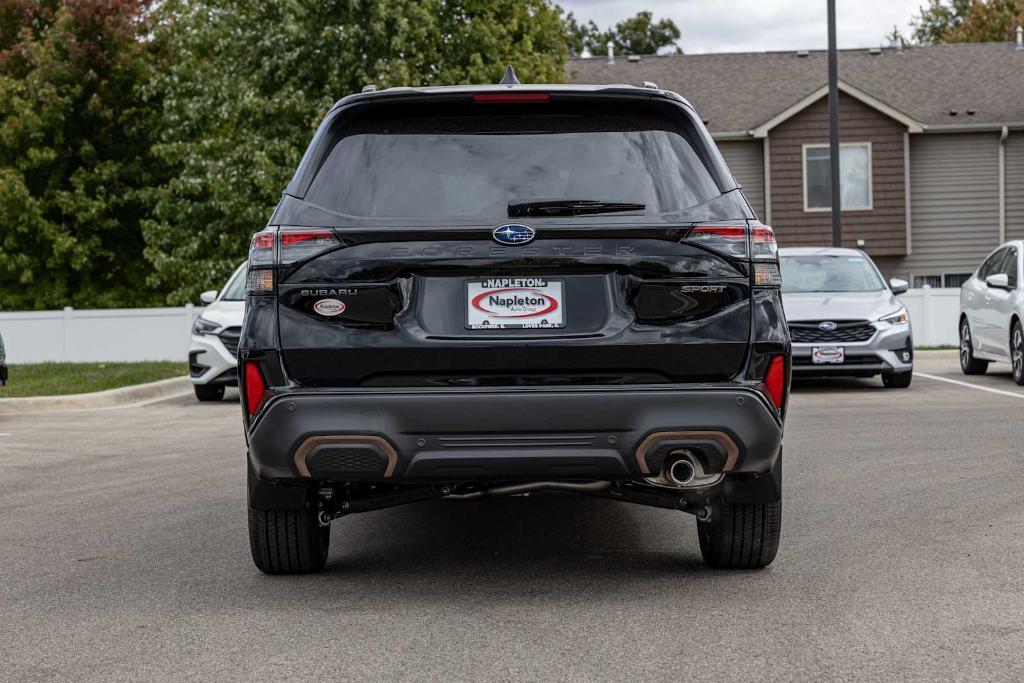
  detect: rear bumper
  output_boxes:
[246,385,784,485]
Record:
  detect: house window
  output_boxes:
[913,275,942,289]
[942,273,971,288]
[803,143,872,211]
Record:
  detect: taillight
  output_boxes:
[750,225,778,260]
[249,230,275,264]
[472,92,550,103]
[687,225,748,258]
[278,228,339,264]
[764,355,787,411]
[686,223,779,263]
[247,230,276,294]
[244,361,268,417]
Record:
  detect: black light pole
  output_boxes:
[827,0,842,247]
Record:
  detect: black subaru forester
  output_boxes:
[239,71,790,574]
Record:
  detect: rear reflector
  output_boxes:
[764,355,787,410]
[472,92,550,103]
[244,362,268,417]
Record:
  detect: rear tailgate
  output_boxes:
[256,91,760,387]
[276,226,752,386]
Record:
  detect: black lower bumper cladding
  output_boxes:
[246,384,783,509]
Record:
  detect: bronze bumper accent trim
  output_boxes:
[293,435,398,478]
[634,431,740,475]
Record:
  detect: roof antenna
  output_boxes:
[498,65,520,86]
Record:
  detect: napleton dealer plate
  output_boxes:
[466,278,564,329]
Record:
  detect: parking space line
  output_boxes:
[914,372,1024,400]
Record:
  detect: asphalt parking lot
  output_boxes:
[2,351,1022,681]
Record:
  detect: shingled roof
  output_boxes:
[567,42,1024,135]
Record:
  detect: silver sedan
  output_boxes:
[779,247,913,388]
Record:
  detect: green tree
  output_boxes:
[564,11,597,57]
[608,10,682,55]
[144,0,571,303]
[0,0,164,310]
[569,10,682,56]
[913,0,1023,43]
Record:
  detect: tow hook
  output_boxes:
[695,506,712,522]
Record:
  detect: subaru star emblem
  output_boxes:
[492,224,536,246]
[818,321,838,331]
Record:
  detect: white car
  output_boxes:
[960,241,1024,384]
[189,263,246,401]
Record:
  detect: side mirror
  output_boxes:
[199,290,218,304]
[985,273,1010,289]
[889,278,909,295]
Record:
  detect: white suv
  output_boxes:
[960,241,1024,384]
[189,262,246,401]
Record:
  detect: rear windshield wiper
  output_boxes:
[508,199,646,218]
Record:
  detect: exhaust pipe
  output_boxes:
[668,458,695,486]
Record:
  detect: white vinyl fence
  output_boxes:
[0,305,203,364]
[0,289,962,364]
[899,288,960,347]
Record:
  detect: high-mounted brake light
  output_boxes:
[244,361,268,417]
[764,354,787,411]
[472,92,550,103]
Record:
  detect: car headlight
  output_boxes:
[192,316,220,335]
[879,308,908,325]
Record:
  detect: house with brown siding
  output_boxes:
[569,40,1024,287]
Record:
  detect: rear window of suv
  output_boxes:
[303,105,731,221]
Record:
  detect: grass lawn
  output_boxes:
[0,362,187,398]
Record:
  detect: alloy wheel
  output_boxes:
[1013,326,1023,383]
[960,321,972,371]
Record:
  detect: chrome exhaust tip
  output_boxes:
[668,458,695,486]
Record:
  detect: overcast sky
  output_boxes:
[559,0,923,54]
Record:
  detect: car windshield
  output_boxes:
[780,254,885,293]
[220,265,247,301]
[304,109,737,222]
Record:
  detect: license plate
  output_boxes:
[466,278,564,329]
[812,346,845,364]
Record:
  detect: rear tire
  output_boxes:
[194,384,225,402]
[960,319,988,375]
[882,371,912,388]
[1012,321,1024,386]
[248,507,330,574]
[697,501,781,569]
